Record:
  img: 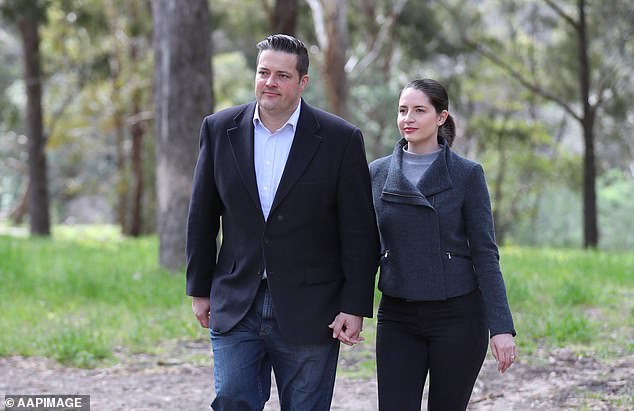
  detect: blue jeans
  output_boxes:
[210,280,340,411]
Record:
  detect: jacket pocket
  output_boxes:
[444,251,472,261]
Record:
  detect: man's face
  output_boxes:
[255,49,308,119]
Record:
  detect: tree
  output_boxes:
[151,0,213,269]
[1,0,51,235]
[439,0,633,248]
[264,0,299,34]
[307,0,349,118]
[104,0,153,236]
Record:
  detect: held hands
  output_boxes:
[329,312,364,346]
[490,333,516,373]
[192,297,211,328]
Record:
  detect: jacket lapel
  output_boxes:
[417,143,452,197]
[381,138,453,207]
[270,100,322,214]
[227,103,261,209]
[381,139,432,207]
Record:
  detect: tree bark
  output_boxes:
[9,179,30,225]
[151,0,213,270]
[307,0,349,119]
[18,11,50,236]
[271,0,298,35]
[127,40,145,237]
[128,91,145,237]
[322,0,348,119]
[577,0,598,247]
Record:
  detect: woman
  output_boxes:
[369,79,516,411]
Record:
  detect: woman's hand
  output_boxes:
[490,333,516,373]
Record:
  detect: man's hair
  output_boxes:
[256,34,309,78]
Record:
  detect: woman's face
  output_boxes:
[397,87,447,154]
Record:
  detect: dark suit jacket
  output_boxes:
[369,138,515,337]
[186,100,379,344]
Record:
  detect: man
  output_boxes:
[186,34,379,410]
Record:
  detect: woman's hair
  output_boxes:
[401,79,456,146]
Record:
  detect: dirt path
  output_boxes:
[1,340,632,410]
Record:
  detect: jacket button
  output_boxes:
[263,237,270,245]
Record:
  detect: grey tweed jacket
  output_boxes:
[369,138,516,336]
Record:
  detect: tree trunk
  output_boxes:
[271,0,298,35]
[127,41,145,237]
[577,0,598,248]
[128,92,145,237]
[322,0,348,119]
[18,13,50,236]
[9,179,30,225]
[307,0,349,119]
[151,0,213,270]
[114,107,128,232]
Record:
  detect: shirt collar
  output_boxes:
[253,100,302,133]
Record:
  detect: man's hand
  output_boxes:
[192,297,210,328]
[329,312,364,346]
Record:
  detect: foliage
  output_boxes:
[0,0,632,250]
[212,52,254,111]
[0,25,26,215]
[508,171,634,250]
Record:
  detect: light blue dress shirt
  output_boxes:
[253,102,302,220]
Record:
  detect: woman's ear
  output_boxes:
[438,110,449,126]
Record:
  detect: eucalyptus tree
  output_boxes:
[437,0,634,248]
[264,0,299,34]
[306,0,349,119]
[151,0,212,270]
[0,0,51,235]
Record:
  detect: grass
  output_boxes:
[500,246,634,358]
[0,225,201,368]
[0,226,633,371]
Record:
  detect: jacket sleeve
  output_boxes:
[336,129,380,317]
[463,164,516,337]
[185,117,223,297]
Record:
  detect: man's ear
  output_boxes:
[299,74,309,90]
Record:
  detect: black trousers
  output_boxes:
[376,290,488,411]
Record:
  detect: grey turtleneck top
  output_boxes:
[402,145,442,187]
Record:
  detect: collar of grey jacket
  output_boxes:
[381,138,453,207]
